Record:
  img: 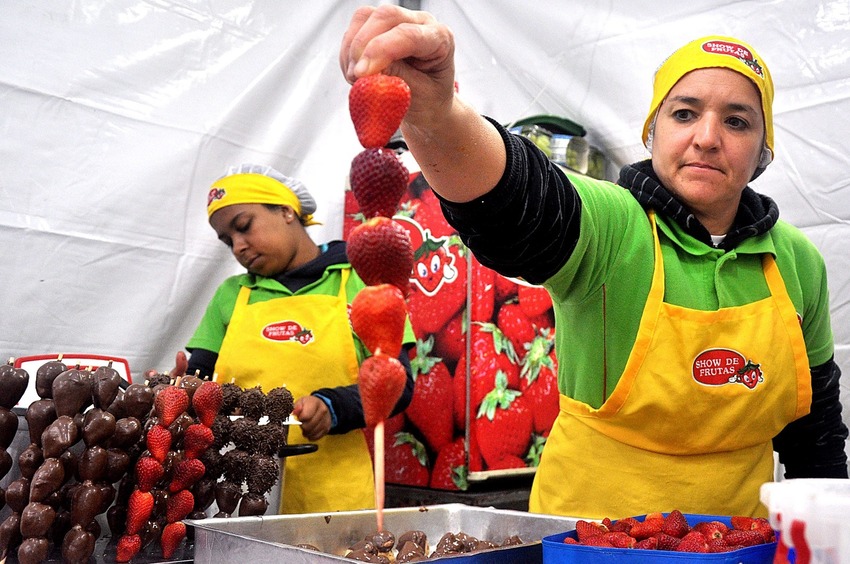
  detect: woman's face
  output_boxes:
[210,203,298,277]
[651,67,765,229]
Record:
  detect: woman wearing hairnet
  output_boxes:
[340,6,848,518]
[186,163,415,514]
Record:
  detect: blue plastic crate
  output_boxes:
[542,514,777,563]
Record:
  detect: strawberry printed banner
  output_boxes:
[345,164,559,491]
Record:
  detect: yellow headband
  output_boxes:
[643,36,774,158]
[207,173,319,225]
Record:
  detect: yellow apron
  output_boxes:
[530,212,811,519]
[215,269,375,514]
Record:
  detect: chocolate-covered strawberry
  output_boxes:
[16,444,42,480]
[19,502,55,538]
[91,362,122,409]
[0,359,29,409]
[118,383,154,421]
[0,512,22,560]
[213,481,241,517]
[17,536,49,564]
[82,408,116,448]
[41,415,80,459]
[29,458,65,502]
[0,407,18,450]
[26,399,56,447]
[61,525,96,564]
[35,356,67,399]
[52,366,92,417]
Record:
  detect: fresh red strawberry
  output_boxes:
[406,337,454,453]
[191,381,222,427]
[384,432,430,487]
[517,283,553,317]
[675,531,709,553]
[125,489,154,535]
[653,532,682,550]
[494,274,518,303]
[432,310,465,367]
[485,454,526,470]
[349,74,411,149]
[454,322,520,426]
[474,373,532,467]
[349,148,409,219]
[135,456,165,492]
[723,529,764,547]
[575,520,608,541]
[350,284,408,358]
[429,437,468,491]
[347,216,414,297]
[168,458,206,493]
[609,516,639,534]
[520,333,559,435]
[497,302,536,359]
[183,423,215,459]
[730,515,755,530]
[634,536,658,550]
[358,352,407,427]
[160,521,187,559]
[707,537,732,552]
[145,424,172,463]
[155,386,189,427]
[662,509,691,538]
[582,535,614,547]
[692,520,728,540]
[603,532,636,548]
[562,537,579,545]
[165,489,195,523]
[469,254,495,322]
[630,516,664,540]
[409,185,455,238]
[750,518,776,542]
[404,234,467,335]
[343,189,365,239]
[115,533,142,562]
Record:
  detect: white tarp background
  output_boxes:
[2,1,849,458]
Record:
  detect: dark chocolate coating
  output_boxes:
[214,480,241,515]
[109,416,142,449]
[0,363,29,409]
[76,446,108,483]
[52,367,92,417]
[105,448,131,484]
[0,511,22,557]
[25,399,57,446]
[0,407,19,449]
[91,364,121,409]
[82,408,116,447]
[237,491,268,516]
[19,502,56,538]
[61,525,96,564]
[70,483,103,527]
[6,478,31,513]
[29,457,65,503]
[35,359,67,399]
[41,415,79,459]
[16,444,42,480]
[121,383,154,420]
[16,536,49,564]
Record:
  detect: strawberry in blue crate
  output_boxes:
[543,510,778,563]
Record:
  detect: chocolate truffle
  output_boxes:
[219,382,242,415]
[246,454,279,495]
[238,386,265,421]
[265,386,294,425]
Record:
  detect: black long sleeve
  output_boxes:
[773,357,849,478]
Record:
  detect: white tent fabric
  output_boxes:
[2,1,848,457]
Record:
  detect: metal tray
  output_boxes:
[187,503,578,563]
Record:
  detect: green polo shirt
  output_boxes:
[548,173,834,408]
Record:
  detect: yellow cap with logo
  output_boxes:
[642,36,774,160]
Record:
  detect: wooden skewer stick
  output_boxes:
[374,419,385,532]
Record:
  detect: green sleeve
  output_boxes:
[186,276,243,354]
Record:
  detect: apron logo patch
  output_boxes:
[692,348,763,389]
[262,321,314,345]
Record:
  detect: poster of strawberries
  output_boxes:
[345,152,559,492]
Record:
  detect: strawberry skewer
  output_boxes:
[374,420,386,532]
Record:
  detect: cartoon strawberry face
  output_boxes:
[393,216,458,297]
[737,361,762,389]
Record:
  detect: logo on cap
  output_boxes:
[701,40,763,78]
[208,187,226,206]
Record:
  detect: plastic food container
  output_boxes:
[542,513,777,564]
[760,478,850,563]
[188,503,578,563]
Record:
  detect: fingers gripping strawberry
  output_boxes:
[351,284,408,358]
[349,74,411,149]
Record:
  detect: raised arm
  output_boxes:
[340,5,505,203]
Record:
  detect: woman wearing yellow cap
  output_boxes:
[340,6,848,518]
[187,163,415,514]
